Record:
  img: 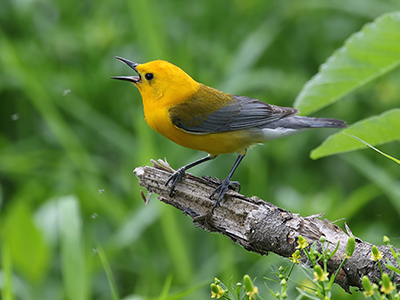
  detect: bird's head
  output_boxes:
[112,57,200,107]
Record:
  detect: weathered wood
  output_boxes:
[134,159,400,293]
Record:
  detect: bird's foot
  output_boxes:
[210,178,233,212]
[229,180,241,192]
[165,167,186,196]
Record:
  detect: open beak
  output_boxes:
[111,56,141,83]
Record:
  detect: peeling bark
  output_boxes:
[134,159,400,293]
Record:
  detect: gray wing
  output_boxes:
[171,95,299,134]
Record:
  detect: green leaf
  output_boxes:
[311,109,400,159]
[96,244,120,300]
[58,196,89,300]
[296,287,321,300]
[157,274,173,300]
[294,12,400,115]
[386,264,400,275]
[343,132,400,164]
[1,243,14,300]
[1,202,51,282]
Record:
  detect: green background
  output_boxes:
[1,0,399,299]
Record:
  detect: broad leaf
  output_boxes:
[294,12,400,115]
[311,109,400,159]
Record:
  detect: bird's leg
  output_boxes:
[165,154,216,196]
[210,152,246,211]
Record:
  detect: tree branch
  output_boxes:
[134,159,400,293]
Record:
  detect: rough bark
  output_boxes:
[134,159,400,293]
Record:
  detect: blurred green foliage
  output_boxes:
[0,0,399,299]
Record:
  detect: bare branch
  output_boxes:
[134,159,400,293]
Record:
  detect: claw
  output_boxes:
[210,178,231,212]
[229,180,240,192]
[164,154,214,197]
[165,167,186,196]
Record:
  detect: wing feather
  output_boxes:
[169,91,299,134]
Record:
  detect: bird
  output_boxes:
[112,56,347,210]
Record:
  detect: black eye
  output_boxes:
[145,73,154,80]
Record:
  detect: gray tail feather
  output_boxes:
[289,116,347,128]
[265,115,347,129]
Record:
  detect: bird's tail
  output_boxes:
[266,115,347,129]
[293,116,347,128]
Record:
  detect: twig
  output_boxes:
[133,159,400,293]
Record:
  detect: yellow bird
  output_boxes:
[112,57,346,210]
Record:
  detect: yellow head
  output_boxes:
[112,57,200,108]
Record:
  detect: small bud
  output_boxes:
[383,236,390,245]
[236,282,242,295]
[345,236,355,258]
[210,283,225,299]
[319,236,326,243]
[313,265,329,282]
[210,283,219,294]
[381,273,395,294]
[362,276,373,297]
[314,265,323,277]
[243,275,254,292]
[280,278,287,286]
[371,245,383,261]
[296,235,309,249]
[290,250,301,264]
[243,275,259,299]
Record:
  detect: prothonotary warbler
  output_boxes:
[112,57,347,210]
